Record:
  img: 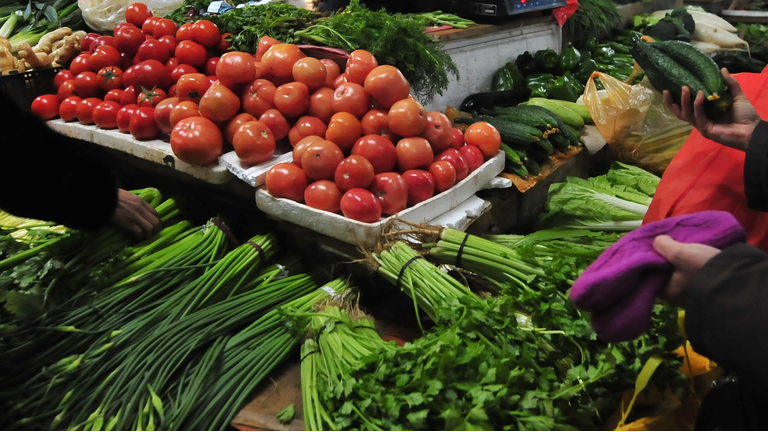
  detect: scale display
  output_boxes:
[444,0,568,17]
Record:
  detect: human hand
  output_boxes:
[652,235,721,308]
[109,189,162,239]
[663,68,760,151]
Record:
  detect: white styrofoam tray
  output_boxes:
[47,120,233,184]
[255,150,505,248]
[218,143,292,187]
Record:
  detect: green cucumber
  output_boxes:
[630,39,711,106]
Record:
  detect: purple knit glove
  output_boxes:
[570,211,746,342]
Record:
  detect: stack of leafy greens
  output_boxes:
[165,0,459,104]
[563,0,621,44]
[537,161,660,231]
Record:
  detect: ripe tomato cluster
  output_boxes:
[30,2,502,224]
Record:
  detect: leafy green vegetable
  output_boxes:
[564,0,621,45]
[208,3,317,48]
[277,404,296,424]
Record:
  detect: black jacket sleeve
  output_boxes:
[686,242,768,394]
[744,120,768,211]
[0,90,119,230]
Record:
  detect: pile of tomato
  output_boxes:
[30,2,501,223]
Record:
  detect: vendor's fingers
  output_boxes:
[652,235,679,262]
[663,90,682,118]
[692,91,710,131]
[133,214,156,239]
[722,68,745,99]
[679,87,694,122]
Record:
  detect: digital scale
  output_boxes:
[440,0,568,17]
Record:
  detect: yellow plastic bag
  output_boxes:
[583,72,692,175]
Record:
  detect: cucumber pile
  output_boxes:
[455,98,590,178]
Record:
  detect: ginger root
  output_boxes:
[0,46,25,74]
[51,31,84,67]
[34,27,71,55]
[17,41,50,70]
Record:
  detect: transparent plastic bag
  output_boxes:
[583,72,692,175]
[78,0,184,32]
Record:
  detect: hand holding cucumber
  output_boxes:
[663,68,761,151]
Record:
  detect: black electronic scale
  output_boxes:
[439,0,568,17]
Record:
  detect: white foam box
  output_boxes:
[218,142,293,187]
[255,151,505,248]
[47,120,232,184]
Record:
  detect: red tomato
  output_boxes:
[292,135,324,168]
[308,87,334,124]
[464,122,501,157]
[137,86,167,107]
[450,128,464,149]
[165,57,179,72]
[97,66,123,91]
[141,16,161,35]
[122,65,136,87]
[76,97,102,125]
[255,36,281,62]
[57,79,78,101]
[361,109,397,142]
[114,22,136,33]
[320,59,340,89]
[92,101,121,129]
[169,64,196,82]
[396,137,434,171]
[292,57,326,91]
[459,145,484,173]
[176,22,193,41]
[158,35,177,55]
[241,79,276,118]
[331,82,370,119]
[265,162,309,202]
[434,148,469,182]
[333,73,348,89]
[429,161,456,193]
[125,3,152,27]
[88,45,120,71]
[224,112,256,144]
[136,39,170,63]
[205,57,219,76]
[351,135,397,174]
[388,99,427,137]
[216,51,256,89]
[80,33,100,53]
[345,50,378,85]
[259,109,290,141]
[114,24,145,54]
[169,100,200,127]
[340,188,381,223]
[401,169,435,206]
[116,104,139,133]
[89,36,115,53]
[175,40,207,68]
[305,180,342,213]
[170,116,223,164]
[190,20,220,48]
[334,155,374,191]
[325,112,361,152]
[59,96,81,121]
[121,86,138,106]
[302,140,343,181]
[168,84,177,97]
[31,94,59,120]
[420,111,453,154]
[369,172,407,215]
[74,72,102,99]
[232,120,276,165]
[176,73,211,104]
[154,97,179,133]
[274,82,309,118]
[130,106,160,140]
[199,83,239,122]
[153,18,177,39]
[289,116,327,147]
[70,53,91,76]
[260,44,305,83]
[217,32,232,52]
[104,88,124,104]
[364,65,410,109]
[132,60,171,91]
[53,70,74,91]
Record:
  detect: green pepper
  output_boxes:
[608,65,634,76]
[575,59,598,83]
[559,42,581,73]
[593,46,615,64]
[526,73,555,86]
[545,72,583,102]
[603,41,631,55]
[584,36,599,53]
[504,62,526,89]
[596,62,611,73]
[528,83,549,98]
[516,51,539,75]
[491,67,514,92]
[581,50,592,62]
[533,49,560,71]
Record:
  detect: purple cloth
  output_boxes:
[570,211,747,342]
